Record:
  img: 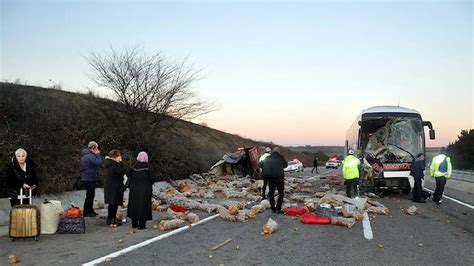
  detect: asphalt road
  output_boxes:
[1,167,473,266]
[98,168,473,266]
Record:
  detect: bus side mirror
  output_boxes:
[357,129,361,148]
[429,129,435,140]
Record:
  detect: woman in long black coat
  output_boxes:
[127,151,155,230]
[5,148,38,207]
[104,149,127,226]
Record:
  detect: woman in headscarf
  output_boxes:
[104,149,127,226]
[126,151,155,229]
[5,148,38,207]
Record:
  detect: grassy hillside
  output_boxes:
[0,83,311,195]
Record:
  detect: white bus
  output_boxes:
[345,106,435,193]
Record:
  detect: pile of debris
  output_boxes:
[148,173,390,231]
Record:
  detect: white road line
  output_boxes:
[319,169,336,176]
[82,214,220,266]
[424,188,474,209]
[362,212,373,240]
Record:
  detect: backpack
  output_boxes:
[438,156,448,173]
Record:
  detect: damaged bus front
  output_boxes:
[345,106,435,193]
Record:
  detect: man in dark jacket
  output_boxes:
[311,156,319,174]
[81,141,103,217]
[410,153,426,203]
[259,147,287,213]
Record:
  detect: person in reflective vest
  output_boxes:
[258,147,272,199]
[342,150,361,198]
[429,148,452,205]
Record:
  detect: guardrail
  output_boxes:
[451,170,474,183]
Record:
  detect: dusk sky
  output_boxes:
[1,0,472,147]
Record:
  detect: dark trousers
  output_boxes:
[412,176,423,201]
[433,177,447,202]
[311,167,318,173]
[132,219,147,228]
[268,179,284,211]
[262,178,269,199]
[345,179,359,198]
[83,181,96,214]
[108,204,118,219]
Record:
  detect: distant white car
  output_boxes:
[284,160,304,173]
[325,159,339,169]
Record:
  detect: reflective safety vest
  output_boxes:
[259,152,271,162]
[342,155,361,180]
[430,154,452,178]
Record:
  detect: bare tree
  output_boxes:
[87,47,213,148]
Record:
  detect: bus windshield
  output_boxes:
[362,117,423,163]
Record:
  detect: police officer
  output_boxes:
[430,148,452,205]
[410,153,426,203]
[342,149,361,198]
[259,147,287,213]
[258,147,272,199]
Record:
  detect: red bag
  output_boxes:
[169,203,188,213]
[300,212,330,224]
[282,207,307,216]
[64,207,82,217]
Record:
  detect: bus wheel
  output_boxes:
[402,188,411,194]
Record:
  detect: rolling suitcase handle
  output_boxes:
[17,185,35,205]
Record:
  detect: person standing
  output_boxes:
[311,156,319,174]
[104,149,127,226]
[127,151,155,230]
[81,141,103,217]
[410,153,426,203]
[342,150,361,198]
[430,148,452,205]
[259,147,287,214]
[5,148,38,207]
[258,147,272,199]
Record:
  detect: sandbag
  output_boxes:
[41,200,63,234]
[159,219,185,231]
[262,218,278,235]
[330,216,355,228]
[367,206,389,215]
[169,203,188,213]
[300,213,330,224]
[282,207,307,216]
[187,213,200,223]
[315,205,339,217]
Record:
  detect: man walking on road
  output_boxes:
[259,147,287,213]
[342,150,361,198]
[81,141,103,217]
[410,153,426,203]
[430,148,452,205]
[311,156,319,174]
[258,147,272,199]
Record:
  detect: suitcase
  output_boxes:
[58,216,86,234]
[9,188,40,241]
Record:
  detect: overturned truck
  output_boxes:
[345,106,435,193]
[209,147,260,178]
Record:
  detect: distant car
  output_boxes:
[284,160,304,173]
[325,159,339,169]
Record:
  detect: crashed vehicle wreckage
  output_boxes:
[345,106,436,194]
